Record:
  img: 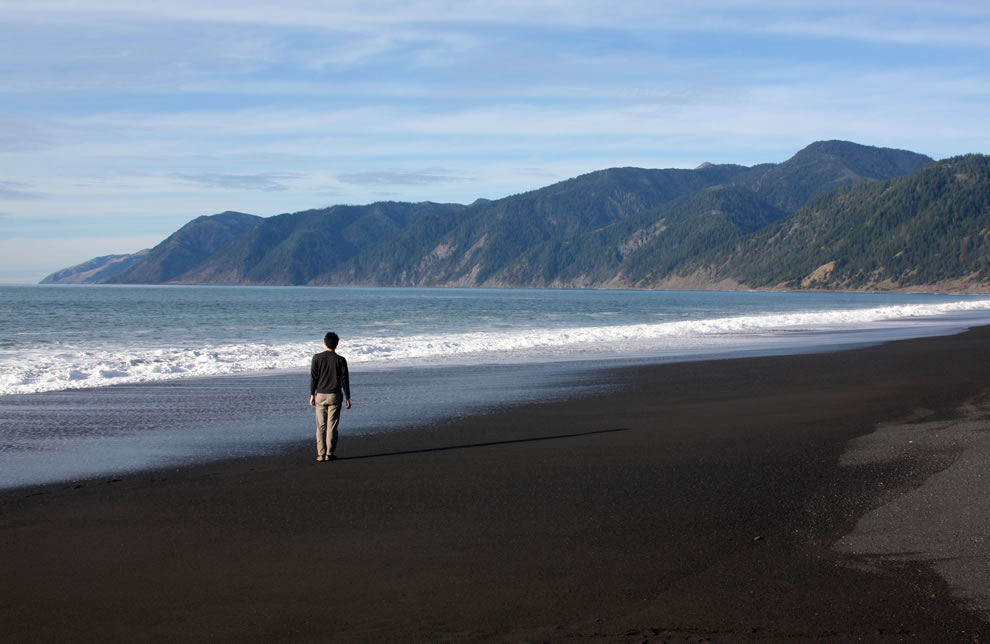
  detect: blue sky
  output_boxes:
[1,1,989,283]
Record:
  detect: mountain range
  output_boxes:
[42,140,990,292]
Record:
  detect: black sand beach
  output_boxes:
[3,329,990,642]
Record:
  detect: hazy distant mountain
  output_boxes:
[174,202,467,285]
[48,140,987,292]
[41,250,150,284]
[109,211,263,284]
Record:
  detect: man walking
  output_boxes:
[309,331,351,461]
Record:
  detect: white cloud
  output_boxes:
[173,172,298,192]
[337,168,474,186]
[0,181,44,200]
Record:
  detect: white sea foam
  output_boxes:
[3,298,990,396]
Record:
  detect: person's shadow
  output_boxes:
[338,427,631,461]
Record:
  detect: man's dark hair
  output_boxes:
[324,332,340,350]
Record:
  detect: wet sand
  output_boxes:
[3,328,990,642]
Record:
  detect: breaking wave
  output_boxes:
[4,298,990,396]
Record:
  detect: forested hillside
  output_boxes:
[170,202,466,285]
[43,140,986,292]
[491,185,786,288]
[111,211,262,284]
[703,154,990,291]
[318,140,932,287]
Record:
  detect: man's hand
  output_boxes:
[345,399,352,409]
[308,395,315,406]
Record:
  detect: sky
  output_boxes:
[1,1,989,283]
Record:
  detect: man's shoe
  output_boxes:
[316,455,325,462]
[326,455,337,461]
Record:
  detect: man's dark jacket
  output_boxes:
[310,351,350,399]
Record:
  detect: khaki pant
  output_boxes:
[314,392,342,458]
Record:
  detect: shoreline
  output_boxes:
[4,307,989,491]
[0,359,616,491]
[3,328,990,641]
[6,284,990,400]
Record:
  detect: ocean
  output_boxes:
[3,284,990,488]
